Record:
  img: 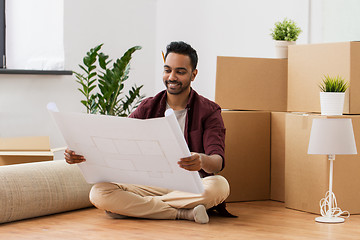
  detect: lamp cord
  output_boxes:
[319,191,350,219]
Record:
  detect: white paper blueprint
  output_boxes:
[47,103,204,194]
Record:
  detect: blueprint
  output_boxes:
[47,103,204,194]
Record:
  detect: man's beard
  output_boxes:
[165,80,190,95]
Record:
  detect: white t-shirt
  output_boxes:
[166,103,187,134]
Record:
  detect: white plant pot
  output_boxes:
[320,92,345,116]
[274,40,296,58]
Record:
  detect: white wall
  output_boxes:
[0,0,157,159]
[322,0,360,42]
[155,0,310,100]
[64,0,157,99]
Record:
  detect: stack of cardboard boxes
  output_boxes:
[215,41,360,214]
[286,42,360,214]
[215,57,287,202]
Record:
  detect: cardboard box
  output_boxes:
[288,42,360,114]
[285,113,360,214]
[0,136,53,165]
[270,112,286,202]
[215,57,288,111]
[220,111,270,202]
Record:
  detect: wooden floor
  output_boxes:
[1,201,360,240]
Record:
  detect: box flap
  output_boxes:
[0,136,51,151]
[0,151,53,156]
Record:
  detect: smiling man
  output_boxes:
[65,41,230,224]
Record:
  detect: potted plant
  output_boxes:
[74,44,145,117]
[270,18,302,58]
[319,75,349,116]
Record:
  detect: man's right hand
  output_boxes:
[64,148,86,164]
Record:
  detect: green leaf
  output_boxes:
[94,44,103,52]
[78,65,89,74]
[88,72,97,80]
[89,79,97,86]
[88,85,96,92]
[83,56,92,67]
[88,65,96,72]
[98,52,110,69]
[78,88,86,96]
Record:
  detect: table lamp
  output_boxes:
[308,118,357,223]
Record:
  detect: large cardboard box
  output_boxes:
[220,111,270,202]
[285,113,360,214]
[0,136,53,165]
[215,57,288,111]
[270,112,286,202]
[288,42,360,114]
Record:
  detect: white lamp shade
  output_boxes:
[308,118,357,155]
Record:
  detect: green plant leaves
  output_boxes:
[98,52,110,70]
[74,44,144,116]
[319,75,349,92]
[270,18,302,41]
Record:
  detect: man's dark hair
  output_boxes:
[165,41,198,70]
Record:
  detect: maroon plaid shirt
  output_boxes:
[130,89,226,178]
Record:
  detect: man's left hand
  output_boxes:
[178,153,202,171]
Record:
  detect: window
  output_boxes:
[2,0,65,71]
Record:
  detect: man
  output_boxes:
[65,41,230,224]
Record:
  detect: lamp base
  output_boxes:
[315,216,345,223]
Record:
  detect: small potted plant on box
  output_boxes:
[270,18,302,58]
[319,75,349,116]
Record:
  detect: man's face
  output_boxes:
[163,53,197,95]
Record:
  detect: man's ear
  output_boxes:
[191,69,198,82]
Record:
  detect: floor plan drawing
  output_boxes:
[47,103,204,194]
